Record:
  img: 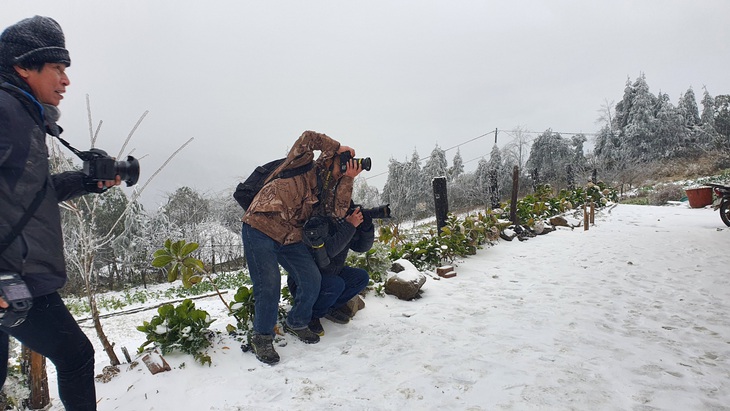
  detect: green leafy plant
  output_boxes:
[346,242,392,283]
[152,239,205,288]
[388,211,507,270]
[146,239,247,363]
[136,299,214,366]
[151,239,237,320]
[226,285,256,333]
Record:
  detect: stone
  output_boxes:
[341,295,366,317]
[385,272,427,300]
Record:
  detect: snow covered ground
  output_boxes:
[44,203,730,410]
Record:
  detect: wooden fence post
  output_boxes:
[432,176,448,235]
[21,346,49,410]
[591,201,596,225]
[510,166,519,224]
[583,200,589,231]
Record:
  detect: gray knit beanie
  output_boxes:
[0,16,71,70]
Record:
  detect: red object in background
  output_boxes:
[685,187,714,208]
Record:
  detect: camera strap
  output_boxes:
[0,176,48,257]
[51,134,92,161]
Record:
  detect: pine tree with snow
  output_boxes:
[449,149,464,181]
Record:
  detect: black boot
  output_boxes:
[250,333,280,365]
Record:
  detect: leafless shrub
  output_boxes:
[648,183,685,205]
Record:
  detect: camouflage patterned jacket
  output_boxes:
[242,130,354,245]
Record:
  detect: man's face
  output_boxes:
[15,63,70,106]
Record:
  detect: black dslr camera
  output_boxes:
[80,148,140,187]
[302,217,331,268]
[0,272,34,327]
[359,204,391,220]
[348,204,391,230]
[339,151,371,174]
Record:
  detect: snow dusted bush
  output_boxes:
[137,299,214,366]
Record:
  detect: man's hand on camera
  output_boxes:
[337,145,355,157]
[346,207,364,227]
[344,159,363,178]
[0,297,7,309]
[84,175,122,193]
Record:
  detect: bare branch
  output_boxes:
[129,137,194,204]
[93,120,103,147]
[118,111,149,158]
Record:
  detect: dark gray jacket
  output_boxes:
[0,80,89,297]
[319,215,375,277]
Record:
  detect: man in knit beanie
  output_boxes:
[0,16,117,411]
[0,16,71,70]
[0,16,71,101]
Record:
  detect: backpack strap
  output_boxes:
[0,176,49,257]
[276,161,314,179]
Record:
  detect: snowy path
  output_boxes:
[48,204,730,410]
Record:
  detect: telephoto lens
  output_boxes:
[303,217,331,268]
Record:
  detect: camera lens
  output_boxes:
[360,157,372,171]
[116,156,140,187]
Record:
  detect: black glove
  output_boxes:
[360,214,373,231]
[83,176,108,194]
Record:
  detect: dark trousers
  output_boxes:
[289,265,370,319]
[0,292,96,411]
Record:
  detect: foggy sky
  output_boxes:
[3,1,729,210]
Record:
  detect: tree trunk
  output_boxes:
[87,291,120,366]
[83,253,120,366]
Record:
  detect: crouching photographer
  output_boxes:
[1,16,129,410]
[292,202,391,336]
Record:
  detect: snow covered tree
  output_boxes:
[698,87,722,147]
[382,158,411,221]
[473,157,489,204]
[678,87,701,129]
[715,95,730,146]
[352,176,381,208]
[623,74,657,162]
[162,186,210,239]
[503,126,531,171]
[448,149,464,181]
[701,87,716,131]
[422,145,448,181]
[652,92,683,158]
[486,145,504,208]
[525,130,573,190]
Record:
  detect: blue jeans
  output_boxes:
[289,266,369,319]
[0,292,96,411]
[241,223,321,333]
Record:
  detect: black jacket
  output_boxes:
[0,80,89,297]
[319,216,375,277]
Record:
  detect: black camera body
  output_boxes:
[302,217,331,268]
[81,148,140,187]
[339,151,371,174]
[0,272,33,327]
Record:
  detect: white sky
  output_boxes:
[38,202,730,410]
[3,1,729,209]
